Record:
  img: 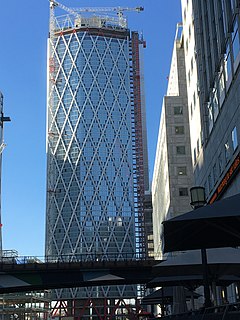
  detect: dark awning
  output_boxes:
[162,193,240,252]
[151,249,240,284]
[141,287,200,305]
[147,275,203,288]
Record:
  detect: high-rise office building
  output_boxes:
[181,0,240,202]
[45,3,149,317]
[180,0,240,304]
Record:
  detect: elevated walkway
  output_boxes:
[0,255,159,293]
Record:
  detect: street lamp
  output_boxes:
[190,186,206,209]
[190,186,212,308]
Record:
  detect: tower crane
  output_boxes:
[71,6,144,15]
[50,0,81,20]
[49,0,144,28]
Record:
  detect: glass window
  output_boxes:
[176,146,186,155]
[221,0,227,37]
[197,81,200,95]
[193,91,196,107]
[148,243,154,249]
[174,106,183,115]
[218,152,223,174]
[218,69,225,106]
[207,102,214,134]
[224,43,232,82]
[175,126,184,134]
[213,163,217,184]
[197,139,200,155]
[230,0,236,12]
[148,235,154,241]
[177,166,187,175]
[212,87,219,121]
[200,130,204,147]
[193,148,196,165]
[232,126,238,151]
[179,188,188,196]
[186,39,188,53]
[225,141,231,162]
[232,19,240,62]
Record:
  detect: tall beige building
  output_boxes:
[152,25,193,258]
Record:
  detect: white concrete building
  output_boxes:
[181,0,203,174]
[152,25,194,258]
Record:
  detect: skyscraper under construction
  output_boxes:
[45,1,149,317]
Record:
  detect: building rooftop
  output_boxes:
[54,14,128,33]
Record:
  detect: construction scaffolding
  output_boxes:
[131,32,147,258]
[0,292,51,320]
[50,297,149,320]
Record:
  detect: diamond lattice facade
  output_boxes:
[45,11,148,301]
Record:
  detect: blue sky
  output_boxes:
[0,0,181,256]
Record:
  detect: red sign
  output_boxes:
[209,152,240,204]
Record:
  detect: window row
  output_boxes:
[207,16,240,136]
[205,126,238,196]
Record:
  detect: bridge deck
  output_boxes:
[0,259,161,293]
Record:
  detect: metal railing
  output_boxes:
[161,302,240,320]
[0,252,157,266]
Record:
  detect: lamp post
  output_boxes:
[190,186,212,308]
